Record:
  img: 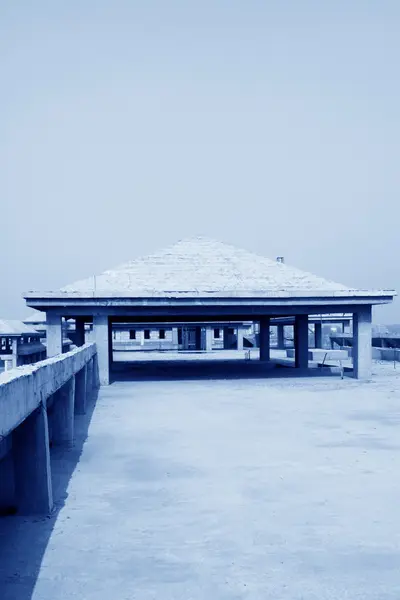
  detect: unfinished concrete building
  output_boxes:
[23,237,395,385]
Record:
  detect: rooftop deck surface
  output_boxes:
[1,363,400,599]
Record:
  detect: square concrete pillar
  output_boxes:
[205,326,213,352]
[353,306,372,379]
[237,327,245,351]
[314,322,323,348]
[277,324,285,349]
[51,378,75,447]
[0,436,15,513]
[172,327,179,348]
[92,352,100,388]
[259,317,270,361]
[75,317,86,347]
[94,315,110,385]
[46,312,63,357]
[295,315,309,369]
[75,364,88,415]
[12,404,53,514]
[223,326,232,350]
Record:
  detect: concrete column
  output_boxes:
[277,324,285,349]
[259,318,270,361]
[314,322,323,348]
[94,315,110,385]
[75,364,88,415]
[11,338,18,368]
[46,312,63,357]
[87,358,94,396]
[237,327,245,351]
[0,436,15,513]
[205,326,213,352]
[223,326,231,350]
[353,306,372,379]
[295,315,309,369]
[172,327,179,349]
[12,404,53,514]
[92,352,100,388]
[75,317,86,347]
[51,378,75,447]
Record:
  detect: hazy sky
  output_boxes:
[1,1,399,322]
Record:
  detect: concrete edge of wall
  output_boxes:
[0,343,96,438]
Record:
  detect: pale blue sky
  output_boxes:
[1,1,399,321]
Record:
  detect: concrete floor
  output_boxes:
[1,365,400,599]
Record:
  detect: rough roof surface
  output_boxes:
[0,320,40,336]
[61,237,350,295]
[24,311,47,324]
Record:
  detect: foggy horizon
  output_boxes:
[2,1,399,323]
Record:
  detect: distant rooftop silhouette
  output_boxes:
[60,237,350,295]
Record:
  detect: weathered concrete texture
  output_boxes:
[46,313,62,358]
[93,315,110,386]
[3,368,400,599]
[50,378,75,448]
[0,343,96,438]
[353,306,372,379]
[12,405,53,515]
[74,365,87,415]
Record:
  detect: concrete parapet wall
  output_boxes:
[0,343,96,438]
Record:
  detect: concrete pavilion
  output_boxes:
[23,237,396,385]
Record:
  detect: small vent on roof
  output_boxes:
[276,256,285,264]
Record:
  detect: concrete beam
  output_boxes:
[353,306,372,379]
[12,404,53,514]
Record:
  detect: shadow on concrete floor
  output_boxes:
[111,359,343,382]
[0,387,99,600]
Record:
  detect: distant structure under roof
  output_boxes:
[24,237,396,384]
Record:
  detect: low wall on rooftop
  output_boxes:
[0,343,97,438]
[0,343,98,516]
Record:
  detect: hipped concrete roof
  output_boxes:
[0,320,40,336]
[24,238,396,301]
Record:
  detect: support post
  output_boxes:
[295,315,309,369]
[314,322,323,348]
[12,404,53,514]
[172,327,179,349]
[223,326,231,350]
[92,352,100,388]
[205,326,213,352]
[46,312,63,357]
[277,324,285,349]
[75,364,88,415]
[93,315,110,385]
[51,378,75,447]
[237,326,245,351]
[11,338,18,368]
[353,306,372,379]
[259,318,270,361]
[75,317,86,347]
